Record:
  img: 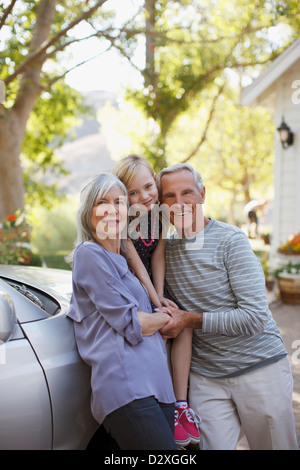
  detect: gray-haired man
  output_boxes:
[157,163,298,450]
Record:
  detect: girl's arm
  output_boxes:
[151,236,165,301]
[124,239,162,308]
[151,237,177,308]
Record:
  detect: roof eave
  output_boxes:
[241,37,300,106]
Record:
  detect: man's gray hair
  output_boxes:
[156,163,204,197]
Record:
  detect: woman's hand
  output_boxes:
[137,310,171,336]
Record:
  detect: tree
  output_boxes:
[0,0,133,217]
[0,1,107,216]
[176,88,275,224]
[126,0,298,171]
[99,82,275,224]
[1,0,298,218]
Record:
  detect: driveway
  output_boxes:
[238,299,300,449]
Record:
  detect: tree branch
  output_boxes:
[181,82,225,164]
[42,43,113,90]
[4,0,109,86]
[0,0,17,30]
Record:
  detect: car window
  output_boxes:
[0,277,61,316]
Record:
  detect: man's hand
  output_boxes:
[155,306,188,339]
[155,306,203,339]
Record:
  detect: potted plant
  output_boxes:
[274,262,300,304]
[0,210,32,265]
[260,253,275,291]
[278,234,300,255]
[261,232,271,245]
[0,210,31,243]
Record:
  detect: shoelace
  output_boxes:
[178,407,202,430]
[174,409,180,426]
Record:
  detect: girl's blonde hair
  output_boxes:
[112,154,155,188]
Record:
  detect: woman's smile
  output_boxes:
[90,186,127,241]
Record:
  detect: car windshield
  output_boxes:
[0,277,61,316]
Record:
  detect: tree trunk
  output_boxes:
[0,107,25,217]
[0,0,112,217]
[0,0,58,217]
[144,0,156,88]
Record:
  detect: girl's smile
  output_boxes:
[127,166,158,211]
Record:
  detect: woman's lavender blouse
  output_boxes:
[67,242,175,424]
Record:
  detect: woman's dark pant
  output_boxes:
[103,397,177,450]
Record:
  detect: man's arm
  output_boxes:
[158,306,203,339]
[201,232,271,336]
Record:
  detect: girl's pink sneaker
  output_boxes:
[176,402,201,445]
[174,409,191,448]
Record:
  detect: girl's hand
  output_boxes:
[154,306,175,317]
[159,297,178,308]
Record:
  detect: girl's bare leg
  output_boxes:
[171,328,193,401]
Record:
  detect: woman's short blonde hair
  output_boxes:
[112,154,155,188]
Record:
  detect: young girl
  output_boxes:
[113,154,200,448]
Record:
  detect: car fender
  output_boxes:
[21,311,98,450]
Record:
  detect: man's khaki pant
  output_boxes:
[189,357,298,450]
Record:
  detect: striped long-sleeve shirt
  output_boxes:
[165,218,286,378]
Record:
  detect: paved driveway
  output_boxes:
[238,300,300,449]
[272,301,300,448]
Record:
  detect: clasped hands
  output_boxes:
[154,304,188,340]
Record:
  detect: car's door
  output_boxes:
[0,331,52,450]
[0,271,98,450]
[21,313,98,450]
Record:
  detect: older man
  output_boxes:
[157,163,298,450]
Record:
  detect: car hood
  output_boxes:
[0,265,73,306]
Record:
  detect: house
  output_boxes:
[242,37,300,263]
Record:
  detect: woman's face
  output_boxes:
[126,166,158,212]
[90,185,127,240]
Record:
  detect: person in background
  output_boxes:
[66,173,177,450]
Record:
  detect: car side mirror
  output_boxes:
[0,291,18,343]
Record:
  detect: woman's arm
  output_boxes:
[72,243,145,346]
[137,310,171,336]
[125,239,162,307]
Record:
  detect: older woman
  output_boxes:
[67,173,176,450]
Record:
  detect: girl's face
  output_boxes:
[90,185,127,240]
[126,166,158,211]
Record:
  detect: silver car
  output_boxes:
[0,264,99,450]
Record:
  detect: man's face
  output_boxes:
[160,170,205,237]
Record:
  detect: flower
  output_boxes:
[6,214,17,222]
[278,234,300,254]
[0,210,32,265]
